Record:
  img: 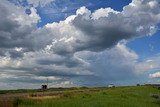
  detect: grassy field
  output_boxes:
[0,87,81,94]
[0,85,160,107]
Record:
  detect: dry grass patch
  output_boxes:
[28,95,61,100]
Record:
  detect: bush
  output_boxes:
[151,94,160,99]
[137,84,140,86]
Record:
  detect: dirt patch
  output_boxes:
[29,95,61,100]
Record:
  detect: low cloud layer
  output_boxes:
[0,0,160,89]
[150,72,160,78]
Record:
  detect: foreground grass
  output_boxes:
[14,86,160,107]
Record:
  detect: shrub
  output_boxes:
[151,94,160,99]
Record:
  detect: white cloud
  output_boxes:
[0,0,41,58]
[135,54,160,73]
[75,43,139,84]
[51,81,74,88]
[13,7,40,26]
[149,72,160,78]
[33,76,60,81]
[2,0,160,56]
[92,8,119,20]
[39,0,160,56]
[76,6,91,16]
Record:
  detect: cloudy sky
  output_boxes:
[0,0,160,90]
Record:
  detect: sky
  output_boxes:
[0,0,160,90]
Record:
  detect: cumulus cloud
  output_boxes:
[51,81,74,88]
[3,0,160,57]
[0,43,141,88]
[74,43,139,85]
[135,54,160,73]
[149,72,160,78]
[91,8,120,20]
[0,0,40,58]
[40,0,160,56]
[72,1,160,51]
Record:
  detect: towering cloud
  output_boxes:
[45,0,160,55]
[1,0,160,57]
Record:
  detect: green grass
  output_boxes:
[14,86,160,107]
